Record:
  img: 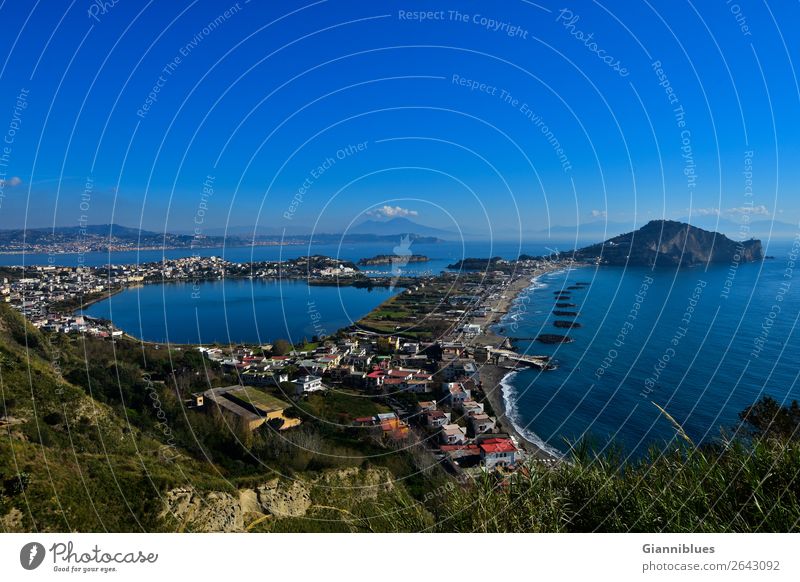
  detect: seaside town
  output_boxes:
[1,251,579,475]
[0,254,366,334]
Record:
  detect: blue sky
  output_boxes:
[0,0,797,239]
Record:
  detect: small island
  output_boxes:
[358,254,429,266]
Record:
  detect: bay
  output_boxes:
[0,240,577,271]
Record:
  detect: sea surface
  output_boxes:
[499,241,800,458]
[64,239,557,345]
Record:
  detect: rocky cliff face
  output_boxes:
[572,220,763,267]
[159,467,398,532]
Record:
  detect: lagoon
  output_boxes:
[81,279,399,345]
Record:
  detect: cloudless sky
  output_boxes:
[0,0,797,239]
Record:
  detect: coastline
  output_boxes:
[473,268,576,462]
[66,254,572,462]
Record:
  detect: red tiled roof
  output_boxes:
[479,439,516,454]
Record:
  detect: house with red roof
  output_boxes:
[479,437,518,470]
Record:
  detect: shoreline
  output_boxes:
[480,364,557,461]
[473,267,580,462]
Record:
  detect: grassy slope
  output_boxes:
[0,304,436,532]
[0,304,231,531]
[439,440,800,532]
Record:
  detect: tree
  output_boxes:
[272,338,292,355]
[739,396,800,440]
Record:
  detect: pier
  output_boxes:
[484,347,557,370]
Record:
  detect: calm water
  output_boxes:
[82,279,398,345]
[500,243,800,458]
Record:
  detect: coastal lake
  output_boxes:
[82,279,399,345]
[500,242,800,458]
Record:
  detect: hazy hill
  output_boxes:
[0,224,225,249]
[349,217,456,238]
[0,223,444,250]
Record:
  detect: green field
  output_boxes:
[233,387,290,413]
[296,390,390,423]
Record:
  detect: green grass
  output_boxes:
[437,438,800,532]
[296,342,319,352]
[231,387,290,413]
[296,390,390,423]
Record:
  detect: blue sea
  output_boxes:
[499,242,800,458]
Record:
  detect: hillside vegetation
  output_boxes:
[1,302,798,532]
[0,304,439,532]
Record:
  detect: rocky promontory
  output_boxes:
[568,220,763,267]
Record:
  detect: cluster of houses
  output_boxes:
[416,380,518,472]
[194,331,521,473]
[1,255,364,333]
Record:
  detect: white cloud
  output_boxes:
[691,205,770,218]
[0,176,22,187]
[367,205,419,219]
[693,207,720,216]
[590,209,607,218]
[726,204,770,216]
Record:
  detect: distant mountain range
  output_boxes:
[0,224,443,251]
[567,220,763,267]
[347,217,457,238]
[0,224,216,250]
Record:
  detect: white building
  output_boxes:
[440,424,467,445]
[462,323,482,336]
[293,375,324,396]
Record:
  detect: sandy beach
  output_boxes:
[463,268,569,461]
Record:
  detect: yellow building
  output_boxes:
[202,385,301,431]
[377,336,401,354]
